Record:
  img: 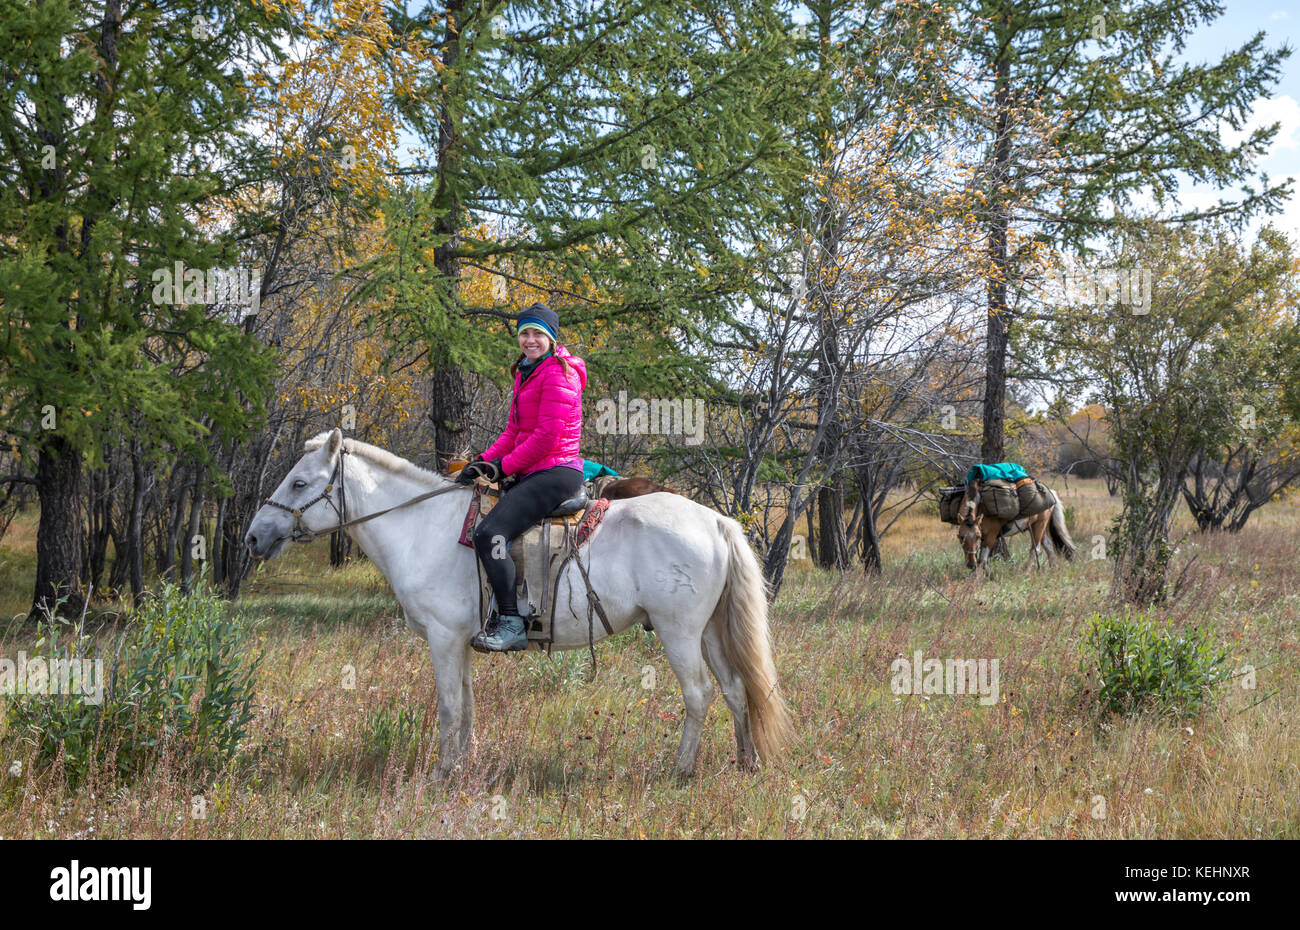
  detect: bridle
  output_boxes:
[958,490,982,562]
[262,448,349,544]
[261,447,468,546]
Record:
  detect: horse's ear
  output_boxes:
[327,428,343,458]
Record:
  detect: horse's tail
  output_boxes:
[714,517,793,764]
[1048,491,1076,560]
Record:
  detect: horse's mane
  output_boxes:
[303,431,448,487]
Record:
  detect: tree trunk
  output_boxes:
[180,467,205,592]
[127,439,147,603]
[764,489,812,599]
[427,0,471,463]
[804,492,817,564]
[428,363,471,461]
[980,53,1012,466]
[1113,468,1183,606]
[107,518,129,593]
[221,514,253,600]
[816,481,849,570]
[30,434,85,621]
[330,529,352,568]
[84,461,112,590]
[158,461,189,581]
[859,470,881,575]
[213,496,228,586]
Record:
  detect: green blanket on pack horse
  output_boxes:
[940,462,1054,524]
[582,460,619,482]
[964,462,1028,484]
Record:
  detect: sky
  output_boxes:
[1172,1,1300,239]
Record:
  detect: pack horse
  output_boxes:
[244,429,792,778]
[940,463,1077,574]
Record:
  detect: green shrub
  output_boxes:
[360,703,425,772]
[5,583,262,785]
[1082,611,1230,718]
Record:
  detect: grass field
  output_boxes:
[1,477,1297,838]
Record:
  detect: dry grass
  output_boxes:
[1,478,1297,838]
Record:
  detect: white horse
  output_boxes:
[244,429,793,778]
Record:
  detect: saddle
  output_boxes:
[456,482,610,650]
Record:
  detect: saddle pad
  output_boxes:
[574,498,609,547]
[457,484,486,548]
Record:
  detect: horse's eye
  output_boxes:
[293,479,307,490]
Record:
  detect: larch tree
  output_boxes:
[950,0,1292,464]
[0,0,293,618]
[362,0,815,460]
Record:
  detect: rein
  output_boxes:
[262,449,465,544]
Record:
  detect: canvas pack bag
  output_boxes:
[1017,478,1055,517]
[939,486,966,524]
[979,479,1021,520]
[939,471,1055,524]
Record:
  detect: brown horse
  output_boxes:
[600,475,678,499]
[956,478,1075,574]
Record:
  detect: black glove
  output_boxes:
[457,457,504,484]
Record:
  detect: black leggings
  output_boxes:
[472,465,584,615]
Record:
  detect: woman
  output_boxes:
[457,303,586,652]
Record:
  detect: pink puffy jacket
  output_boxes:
[481,344,586,477]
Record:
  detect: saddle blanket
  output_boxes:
[965,462,1029,484]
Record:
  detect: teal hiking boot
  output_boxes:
[471,613,529,653]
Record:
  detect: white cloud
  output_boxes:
[1260,176,1300,242]
[1221,94,1300,155]
[1211,95,1300,245]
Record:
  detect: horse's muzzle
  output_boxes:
[244,525,287,561]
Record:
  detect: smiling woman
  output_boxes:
[458,303,589,653]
